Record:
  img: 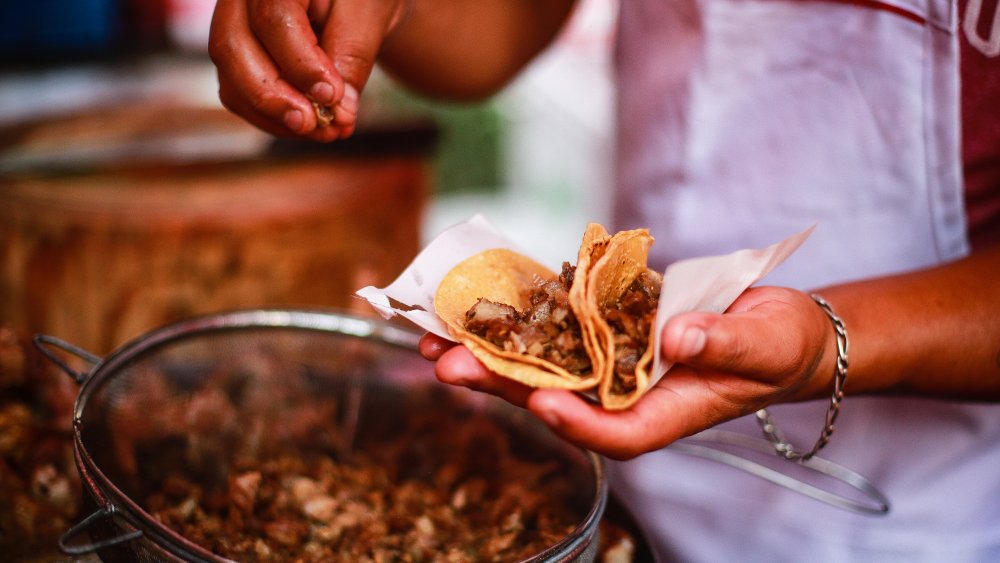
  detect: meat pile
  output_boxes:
[0,328,82,561]
[464,263,592,376]
[133,379,591,562]
[604,271,661,394]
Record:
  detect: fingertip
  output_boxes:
[527,391,567,429]
[338,124,357,140]
[677,326,707,359]
[662,312,717,361]
[282,109,305,133]
[527,391,647,458]
[308,81,336,104]
[340,84,359,116]
[529,388,574,408]
[434,346,486,386]
[332,85,358,136]
[308,125,340,143]
[527,389,590,428]
[418,333,454,360]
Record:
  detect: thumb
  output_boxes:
[661,307,802,381]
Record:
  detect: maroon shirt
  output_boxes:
[960,0,1000,249]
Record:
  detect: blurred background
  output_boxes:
[0,4,615,562]
[1,0,616,353]
[0,3,615,558]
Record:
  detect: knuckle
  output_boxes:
[207,33,240,68]
[334,46,376,77]
[216,88,238,112]
[717,328,750,371]
[249,4,297,35]
[247,89,283,115]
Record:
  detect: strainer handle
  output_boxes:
[59,507,143,556]
[33,334,102,385]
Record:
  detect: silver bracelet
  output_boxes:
[755,293,849,461]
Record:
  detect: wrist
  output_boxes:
[783,292,842,403]
[756,293,848,460]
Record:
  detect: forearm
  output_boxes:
[379,0,577,100]
[815,243,1000,401]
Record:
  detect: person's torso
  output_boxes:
[612,0,1000,560]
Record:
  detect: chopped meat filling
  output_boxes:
[143,409,584,562]
[604,272,661,395]
[465,263,591,376]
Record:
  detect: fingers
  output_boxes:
[209,0,342,140]
[661,288,829,389]
[526,390,656,460]
[418,333,455,360]
[526,381,720,460]
[426,347,721,459]
[246,0,343,108]
[663,310,788,379]
[424,286,833,459]
[429,344,742,459]
[433,346,533,408]
[217,81,334,142]
[318,0,407,134]
[429,348,691,458]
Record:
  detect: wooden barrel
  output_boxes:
[0,103,437,356]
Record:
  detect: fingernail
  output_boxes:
[309,82,334,104]
[679,326,706,357]
[339,84,359,117]
[283,109,304,132]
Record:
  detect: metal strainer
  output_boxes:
[35,309,607,562]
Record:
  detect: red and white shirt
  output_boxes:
[610,0,1000,560]
[961,0,1000,248]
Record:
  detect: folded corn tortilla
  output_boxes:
[584,228,660,410]
[434,224,659,409]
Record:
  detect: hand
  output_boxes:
[209,0,411,141]
[420,286,836,460]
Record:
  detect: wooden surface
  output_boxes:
[1,156,427,356]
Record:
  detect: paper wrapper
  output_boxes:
[356,214,813,394]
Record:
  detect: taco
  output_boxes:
[583,229,661,409]
[434,247,600,390]
[434,224,661,410]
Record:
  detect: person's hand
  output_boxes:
[209,0,412,142]
[419,286,837,460]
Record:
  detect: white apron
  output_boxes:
[611,0,1000,560]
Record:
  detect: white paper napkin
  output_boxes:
[356,214,813,386]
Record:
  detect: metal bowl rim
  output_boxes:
[70,308,608,562]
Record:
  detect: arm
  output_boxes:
[807,242,1000,401]
[378,1,578,100]
[422,243,1000,459]
[208,0,575,141]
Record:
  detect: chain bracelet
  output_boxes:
[755,293,849,462]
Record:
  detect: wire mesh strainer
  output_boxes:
[36,309,607,562]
